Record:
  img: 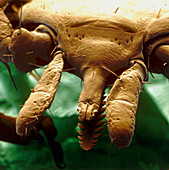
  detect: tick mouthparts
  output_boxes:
[77,102,99,121]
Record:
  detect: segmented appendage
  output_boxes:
[78,93,106,151]
[16,51,64,136]
[106,60,147,148]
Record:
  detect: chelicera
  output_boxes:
[1,0,169,151]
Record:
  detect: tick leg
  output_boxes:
[150,45,169,79]
[106,59,148,148]
[16,51,64,136]
[38,115,66,169]
[0,112,44,144]
[0,112,65,168]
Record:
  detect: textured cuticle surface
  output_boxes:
[78,102,100,121]
[16,51,64,136]
[2,0,168,152]
[106,61,147,148]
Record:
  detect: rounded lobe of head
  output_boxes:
[9,27,53,73]
[151,45,169,78]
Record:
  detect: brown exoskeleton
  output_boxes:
[0,0,169,151]
[0,2,65,168]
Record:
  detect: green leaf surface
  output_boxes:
[0,63,168,170]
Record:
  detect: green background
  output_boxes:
[0,62,168,170]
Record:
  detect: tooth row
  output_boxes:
[78,115,106,150]
[78,91,107,151]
